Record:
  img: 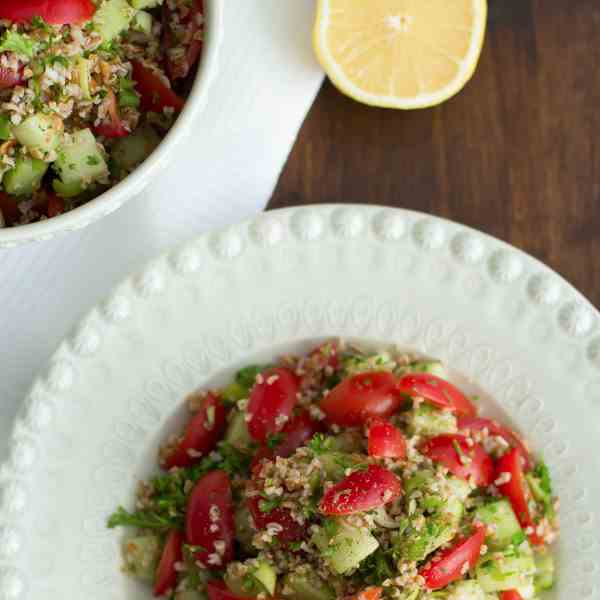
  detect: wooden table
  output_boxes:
[269,0,600,308]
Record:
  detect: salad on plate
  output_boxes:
[0,0,203,226]
[109,341,559,600]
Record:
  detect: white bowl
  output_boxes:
[0,0,224,249]
[1,206,599,599]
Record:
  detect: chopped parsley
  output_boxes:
[86,155,100,166]
[0,31,36,59]
[258,496,281,513]
[266,432,284,449]
[118,77,140,109]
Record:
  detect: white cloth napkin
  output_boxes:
[0,1,325,456]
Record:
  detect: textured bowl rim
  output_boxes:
[0,0,224,247]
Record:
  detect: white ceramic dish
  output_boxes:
[1,205,599,600]
[0,0,224,249]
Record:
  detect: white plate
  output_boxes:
[1,205,599,600]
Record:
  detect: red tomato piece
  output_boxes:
[164,393,227,469]
[0,0,95,24]
[0,192,20,226]
[319,464,402,515]
[247,496,304,544]
[207,581,247,600]
[420,434,494,487]
[344,587,383,600]
[163,0,204,80]
[495,448,543,545]
[95,89,129,138]
[500,591,524,600]
[368,419,407,459]
[396,374,476,417]
[131,60,185,113]
[153,529,183,597]
[420,525,486,589]
[46,194,65,218]
[308,340,340,370]
[0,61,24,90]
[186,470,235,565]
[457,416,533,472]
[320,372,403,426]
[44,0,96,24]
[247,367,299,443]
[251,411,323,473]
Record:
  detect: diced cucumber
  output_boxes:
[131,10,153,34]
[514,584,536,599]
[225,410,253,452]
[281,569,335,600]
[111,125,159,172]
[312,518,378,574]
[342,352,395,376]
[446,580,487,600]
[325,431,364,453]
[407,403,457,436]
[77,57,92,100]
[53,128,108,197]
[476,548,536,592]
[533,547,555,592]
[3,157,48,196]
[130,0,163,8]
[13,113,62,156]
[444,476,472,503]
[475,500,523,549]
[93,0,136,41]
[122,534,161,582]
[404,469,434,495]
[225,561,277,597]
[0,115,12,140]
[318,452,366,482]
[222,382,248,405]
[406,360,449,379]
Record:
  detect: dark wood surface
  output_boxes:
[268,0,600,308]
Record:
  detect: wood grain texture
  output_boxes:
[269,0,600,308]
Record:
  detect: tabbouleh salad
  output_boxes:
[108,341,559,600]
[0,0,203,227]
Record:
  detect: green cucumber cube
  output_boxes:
[13,113,62,155]
[3,156,48,196]
[475,500,523,549]
[93,0,136,42]
[122,535,161,582]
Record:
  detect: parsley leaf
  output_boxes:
[258,496,281,513]
[533,461,553,496]
[308,433,331,455]
[118,77,140,108]
[0,31,36,59]
[107,506,180,531]
[266,432,284,449]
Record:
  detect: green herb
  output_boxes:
[308,433,331,455]
[236,365,267,389]
[0,31,36,58]
[355,547,393,585]
[31,16,51,32]
[46,55,69,68]
[533,461,552,496]
[0,115,12,141]
[266,433,284,449]
[107,506,180,531]
[511,530,526,546]
[289,540,303,551]
[258,496,281,513]
[86,155,100,166]
[118,77,140,108]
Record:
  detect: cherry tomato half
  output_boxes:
[420,525,486,589]
[247,367,299,443]
[163,0,204,80]
[45,194,65,218]
[0,0,96,24]
[457,416,533,472]
[396,374,476,417]
[153,529,183,597]
[495,448,543,545]
[368,419,407,459]
[420,434,494,487]
[320,372,403,426]
[247,496,304,544]
[252,411,323,472]
[95,89,129,138]
[0,192,20,226]
[186,470,235,565]
[500,591,524,600]
[131,60,185,113]
[164,393,227,469]
[344,587,383,600]
[207,581,247,600]
[319,464,402,515]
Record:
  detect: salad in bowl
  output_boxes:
[109,341,559,600]
[0,0,205,228]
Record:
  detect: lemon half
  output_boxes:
[313,0,488,109]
